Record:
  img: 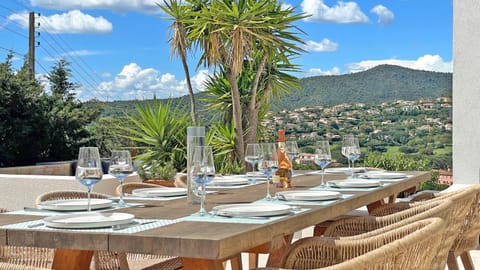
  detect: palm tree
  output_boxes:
[186,0,306,162]
[160,0,198,125]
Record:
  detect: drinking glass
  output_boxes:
[190,146,215,216]
[245,143,262,184]
[314,141,332,188]
[75,147,103,212]
[342,134,354,170]
[259,143,278,201]
[109,150,134,207]
[286,141,299,176]
[344,135,361,175]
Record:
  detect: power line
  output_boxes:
[0,45,23,56]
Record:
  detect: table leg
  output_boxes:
[52,249,94,270]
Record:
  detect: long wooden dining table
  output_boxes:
[0,171,430,270]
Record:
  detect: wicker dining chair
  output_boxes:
[0,263,51,270]
[277,217,445,270]
[323,193,471,270]
[35,190,182,270]
[371,184,480,270]
[333,185,477,270]
[0,208,53,270]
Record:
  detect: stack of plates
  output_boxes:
[212,204,292,217]
[209,176,250,186]
[43,212,134,229]
[276,190,341,201]
[38,199,113,211]
[131,187,187,197]
[328,179,382,188]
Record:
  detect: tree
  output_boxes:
[186,0,305,163]
[44,59,101,161]
[0,53,48,166]
[161,0,198,125]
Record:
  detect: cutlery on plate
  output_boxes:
[112,220,156,230]
[27,222,44,228]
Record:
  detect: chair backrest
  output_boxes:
[35,190,110,206]
[116,182,162,196]
[428,185,480,259]
[324,198,452,238]
[282,217,445,270]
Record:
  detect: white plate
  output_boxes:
[328,179,382,188]
[212,204,292,217]
[359,172,408,179]
[276,190,341,201]
[132,187,187,197]
[38,199,113,211]
[325,167,366,174]
[209,176,250,186]
[43,212,135,229]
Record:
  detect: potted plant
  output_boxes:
[138,160,177,187]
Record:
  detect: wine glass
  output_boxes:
[286,141,299,176]
[109,150,134,207]
[344,135,361,175]
[245,143,262,184]
[259,143,278,201]
[75,147,103,212]
[342,134,354,171]
[190,146,215,216]
[314,141,332,188]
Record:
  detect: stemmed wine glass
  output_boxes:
[190,146,215,216]
[314,141,332,188]
[245,144,262,184]
[75,147,103,212]
[342,134,354,170]
[259,143,278,201]
[344,135,361,175]
[109,150,134,207]
[286,141,299,176]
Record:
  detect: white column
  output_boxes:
[453,0,480,184]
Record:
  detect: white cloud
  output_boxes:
[301,0,369,24]
[345,54,452,73]
[31,0,160,14]
[303,67,341,77]
[303,39,339,52]
[371,5,394,25]
[94,63,209,101]
[9,10,112,34]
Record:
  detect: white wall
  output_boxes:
[453,0,480,184]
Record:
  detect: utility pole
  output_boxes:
[28,11,35,80]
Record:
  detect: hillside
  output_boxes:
[96,64,452,116]
[272,65,452,111]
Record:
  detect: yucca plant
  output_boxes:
[207,121,244,175]
[117,97,191,171]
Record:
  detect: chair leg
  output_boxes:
[460,251,475,270]
[447,251,460,270]
[230,254,243,270]
[248,253,258,269]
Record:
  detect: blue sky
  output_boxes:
[0,0,452,101]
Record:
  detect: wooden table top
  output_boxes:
[0,171,430,262]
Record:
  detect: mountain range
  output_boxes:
[97,64,452,116]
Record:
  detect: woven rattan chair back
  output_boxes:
[282,217,445,270]
[376,184,480,270]
[324,198,459,270]
[371,185,479,270]
[115,182,161,196]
